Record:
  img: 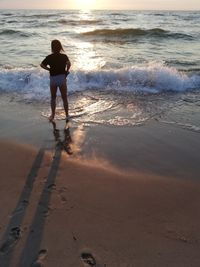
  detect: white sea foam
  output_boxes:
[0,63,199,101]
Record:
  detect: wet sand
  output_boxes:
[0,101,200,267]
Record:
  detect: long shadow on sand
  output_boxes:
[0,148,45,267]
[16,121,71,267]
[0,121,71,267]
[17,143,62,267]
[17,121,72,267]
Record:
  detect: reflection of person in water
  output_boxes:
[51,121,73,155]
[40,39,71,122]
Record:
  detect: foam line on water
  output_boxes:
[0,63,200,102]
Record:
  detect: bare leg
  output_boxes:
[59,83,68,118]
[50,84,57,121]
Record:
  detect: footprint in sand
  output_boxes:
[81,252,96,266]
[47,183,56,191]
[0,227,21,254]
[31,249,48,267]
[58,187,68,204]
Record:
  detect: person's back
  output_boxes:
[42,53,69,76]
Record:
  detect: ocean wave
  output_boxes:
[110,12,128,16]
[71,64,200,93]
[1,13,14,16]
[0,64,200,101]
[58,19,103,25]
[153,13,165,16]
[0,29,31,37]
[7,20,19,24]
[82,28,193,41]
[22,14,58,19]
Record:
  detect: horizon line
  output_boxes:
[0,8,199,11]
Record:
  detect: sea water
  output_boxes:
[0,9,200,129]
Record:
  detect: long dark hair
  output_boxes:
[51,39,64,54]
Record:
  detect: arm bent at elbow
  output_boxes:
[40,63,50,71]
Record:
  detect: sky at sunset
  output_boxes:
[0,0,199,10]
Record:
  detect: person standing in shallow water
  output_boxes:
[40,39,71,122]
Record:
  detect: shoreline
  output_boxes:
[1,96,200,179]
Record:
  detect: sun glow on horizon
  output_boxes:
[0,0,199,10]
[73,0,98,10]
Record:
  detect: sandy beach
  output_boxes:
[0,100,200,267]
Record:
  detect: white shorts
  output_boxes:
[50,74,66,87]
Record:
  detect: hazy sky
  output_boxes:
[0,0,199,10]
